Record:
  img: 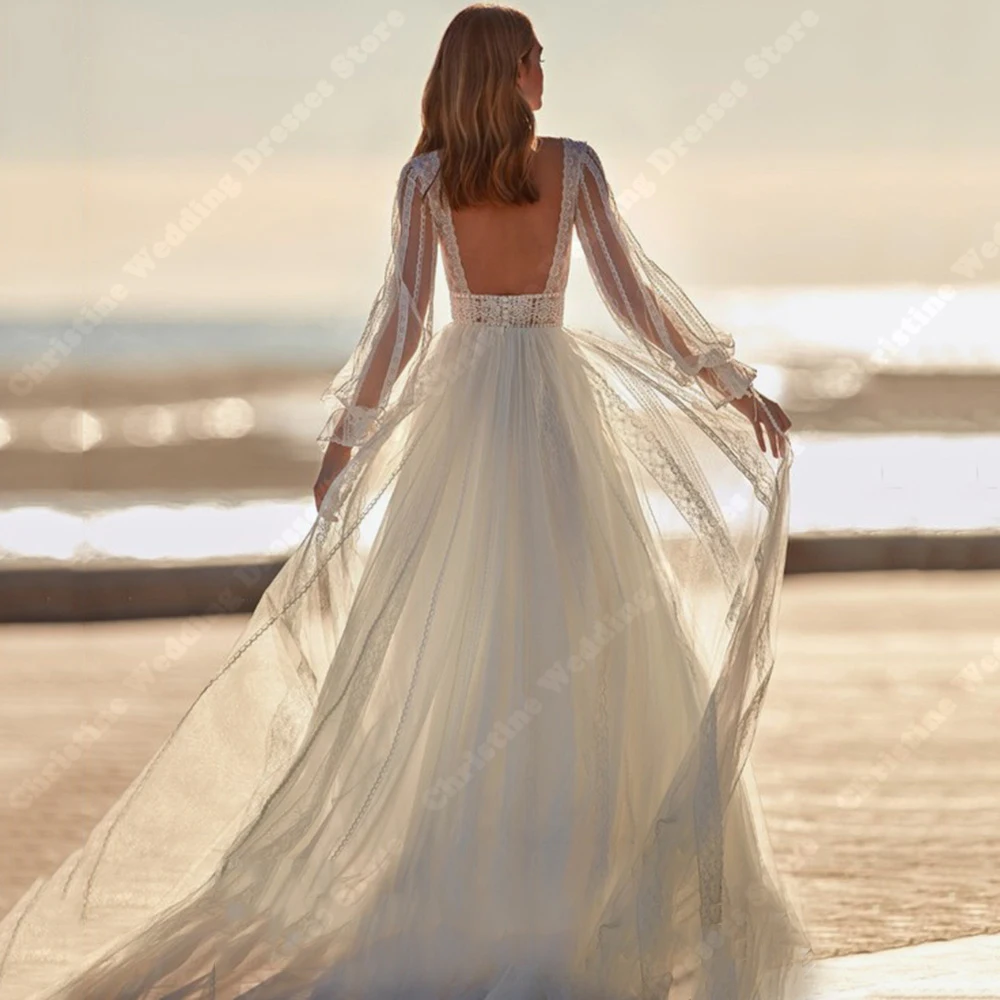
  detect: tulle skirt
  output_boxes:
[0,320,813,999]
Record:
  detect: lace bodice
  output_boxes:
[414,138,578,328]
[318,136,759,449]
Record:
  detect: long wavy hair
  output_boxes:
[413,4,540,209]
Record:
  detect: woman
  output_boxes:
[0,5,811,998]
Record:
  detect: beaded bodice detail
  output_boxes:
[416,138,580,329]
[449,291,565,327]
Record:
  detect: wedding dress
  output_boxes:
[0,137,813,999]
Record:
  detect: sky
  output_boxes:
[2,0,999,316]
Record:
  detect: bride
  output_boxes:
[0,5,812,998]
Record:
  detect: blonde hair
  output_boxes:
[414,4,540,209]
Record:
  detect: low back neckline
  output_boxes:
[432,137,574,300]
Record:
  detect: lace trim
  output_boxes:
[708,359,757,404]
[450,292,565,328]
[328,402,381,447]
[431,139,578,306]
[426,152,471,296]
[544,137,579,295]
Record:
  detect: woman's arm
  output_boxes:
[574,141,789,454]
[319,156,437,447]
[314,157,438,508]
[574,142,756,403]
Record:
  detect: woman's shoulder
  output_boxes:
[398,149,441,192]
[398,138,600,190]
[409,147,440,167]
[539,135,594,157]
[544,135,595,148]
[542,136,603,175]
[405,137,595,162]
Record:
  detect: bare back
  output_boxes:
[448,136,566,296]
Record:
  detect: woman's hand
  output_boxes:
[313,442,353,512]
[729,390,792,458]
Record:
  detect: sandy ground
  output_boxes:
[0,571,998,963]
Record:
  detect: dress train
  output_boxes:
[0,137,812,999]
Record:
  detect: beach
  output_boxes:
[2,569,998,964]
[2,308,999,993]
[4,1,999,988]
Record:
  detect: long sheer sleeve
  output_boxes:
[574,141,756,408]
[317,155,438,449]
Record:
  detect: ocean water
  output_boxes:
[2,283,999,373]
[0,319,355,371]
[2,432,998,565]
[1,285,998,566]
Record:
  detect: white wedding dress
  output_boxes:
[0,137,812,999]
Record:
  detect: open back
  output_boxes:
[447,136,568,296]
[424,136,578,328]
[319,135,761,450]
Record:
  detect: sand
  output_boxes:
[1,571,998,962]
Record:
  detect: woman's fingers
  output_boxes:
[313,471,335,511]
[758,399,791,457]
[734,392,791,456]
[771,423,784,458]
[747,397,765,453]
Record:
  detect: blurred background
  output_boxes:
[2,0,999,594]
[1,0,999,981]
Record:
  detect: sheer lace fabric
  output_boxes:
[0,138,812,1000]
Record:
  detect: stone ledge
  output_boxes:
[1,532,999,622]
